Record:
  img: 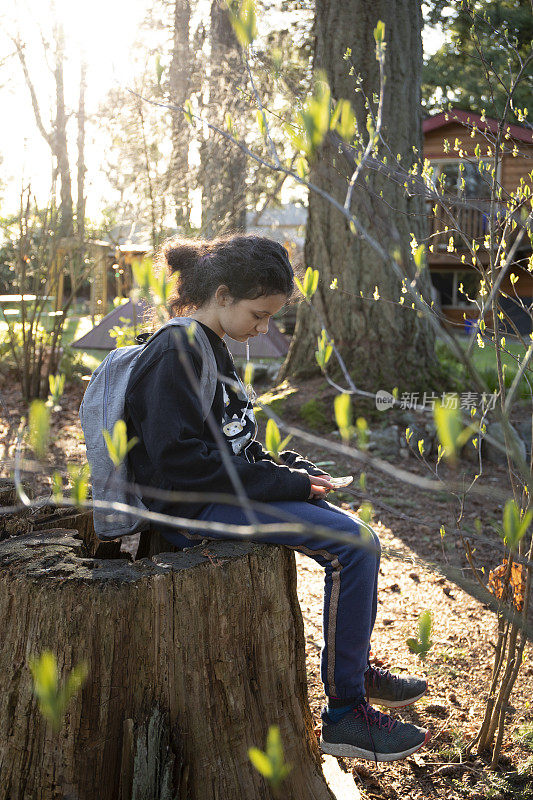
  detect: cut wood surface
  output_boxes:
[0,528,334,800]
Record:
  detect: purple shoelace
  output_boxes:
[353,699,397,764]
[366,665,399,692]
[354,699,397,732]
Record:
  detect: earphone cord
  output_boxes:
[238,340,255,424]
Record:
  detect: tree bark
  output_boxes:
[200,0,247,235]
[0,529,334,800]
[169,0,193,229]
[53,23,74,239]
[280,0,439,393]
[14,28,74,239]
[76,60,87,242]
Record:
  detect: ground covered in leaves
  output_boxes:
[1,371,532,799]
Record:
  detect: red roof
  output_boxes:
[423,108,533,144]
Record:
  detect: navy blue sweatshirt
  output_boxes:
[125,321,322,519]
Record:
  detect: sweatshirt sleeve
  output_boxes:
[125,344,311,503]
[248,441,327,476]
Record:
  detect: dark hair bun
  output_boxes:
[156,233,295,316]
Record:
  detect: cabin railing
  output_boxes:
[426,198,511,250]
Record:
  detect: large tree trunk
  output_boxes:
[169,0,193,229]
[200,0,247,235]
[280,0,439,392]
[53,23,74,239]
[76,59,87,242]
[0,529,335,800]
[15,23,74,241]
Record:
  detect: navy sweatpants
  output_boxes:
[160,498,381,701]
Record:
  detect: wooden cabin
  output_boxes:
[423,108,533,334]
[86,225,153,320]
[85,211,306,330]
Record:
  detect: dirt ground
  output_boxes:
[1,371,532,799]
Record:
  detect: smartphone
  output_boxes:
[329,476,354,489]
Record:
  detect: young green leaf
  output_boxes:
[334,393,353,441]
[501,499,533,550]
[419,610,432,648]
[413,243,425,270]
[29,400,50,460]
[48,373,66,406]
[183,98,194,125]
[154,53,164,86]
[29,650,88,732]
[225,111,235,135]
[374,19,385,44]
[265,418,282,461]
[228,0,258,48]
[248,747,274,779]
[248,725,291,790]
[331,98,356,142]
[67,464,91,507]
[433,401,462,463]
[356,417,369,451]
[132,256,152,293]
[60,662,89,709]
[266,725,283,772]
[244,362,254,389]
[295,155,308,180]
[407,610,433,659]
[186,320,197,343]
[359,502,373,524]
[290,71,331,157]
[102,419,139,468]
[299,266,319,299]
[279,434,293,451]
[151,267,179,309]
[315,329,333,370]
[51,471,63,503]
[256,109,266,136]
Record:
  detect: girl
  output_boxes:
[124,233,430,763]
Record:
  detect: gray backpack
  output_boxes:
[79,317,218,539]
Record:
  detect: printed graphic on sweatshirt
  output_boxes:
[221,379,257,459]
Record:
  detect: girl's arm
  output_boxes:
[126,344,312,504]
[248,441,329,477]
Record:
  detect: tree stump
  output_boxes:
[0,529,335,800]
[30,506,123,559]
[0,479,34,540]
[135,528,181,559]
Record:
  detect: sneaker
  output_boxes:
[320,700,431,762]
[365,665,427,708]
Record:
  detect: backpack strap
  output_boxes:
[145,317,218,420]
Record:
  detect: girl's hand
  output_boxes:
[308,474,334,500]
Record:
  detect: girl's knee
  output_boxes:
[371,529,381,557]
[344,516,380,553]
[338,532,379,568]
[325,507,380,562]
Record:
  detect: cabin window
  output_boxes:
[430,160,492,199]
[431,269,479,307]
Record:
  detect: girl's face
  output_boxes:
[218,290,288,341]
